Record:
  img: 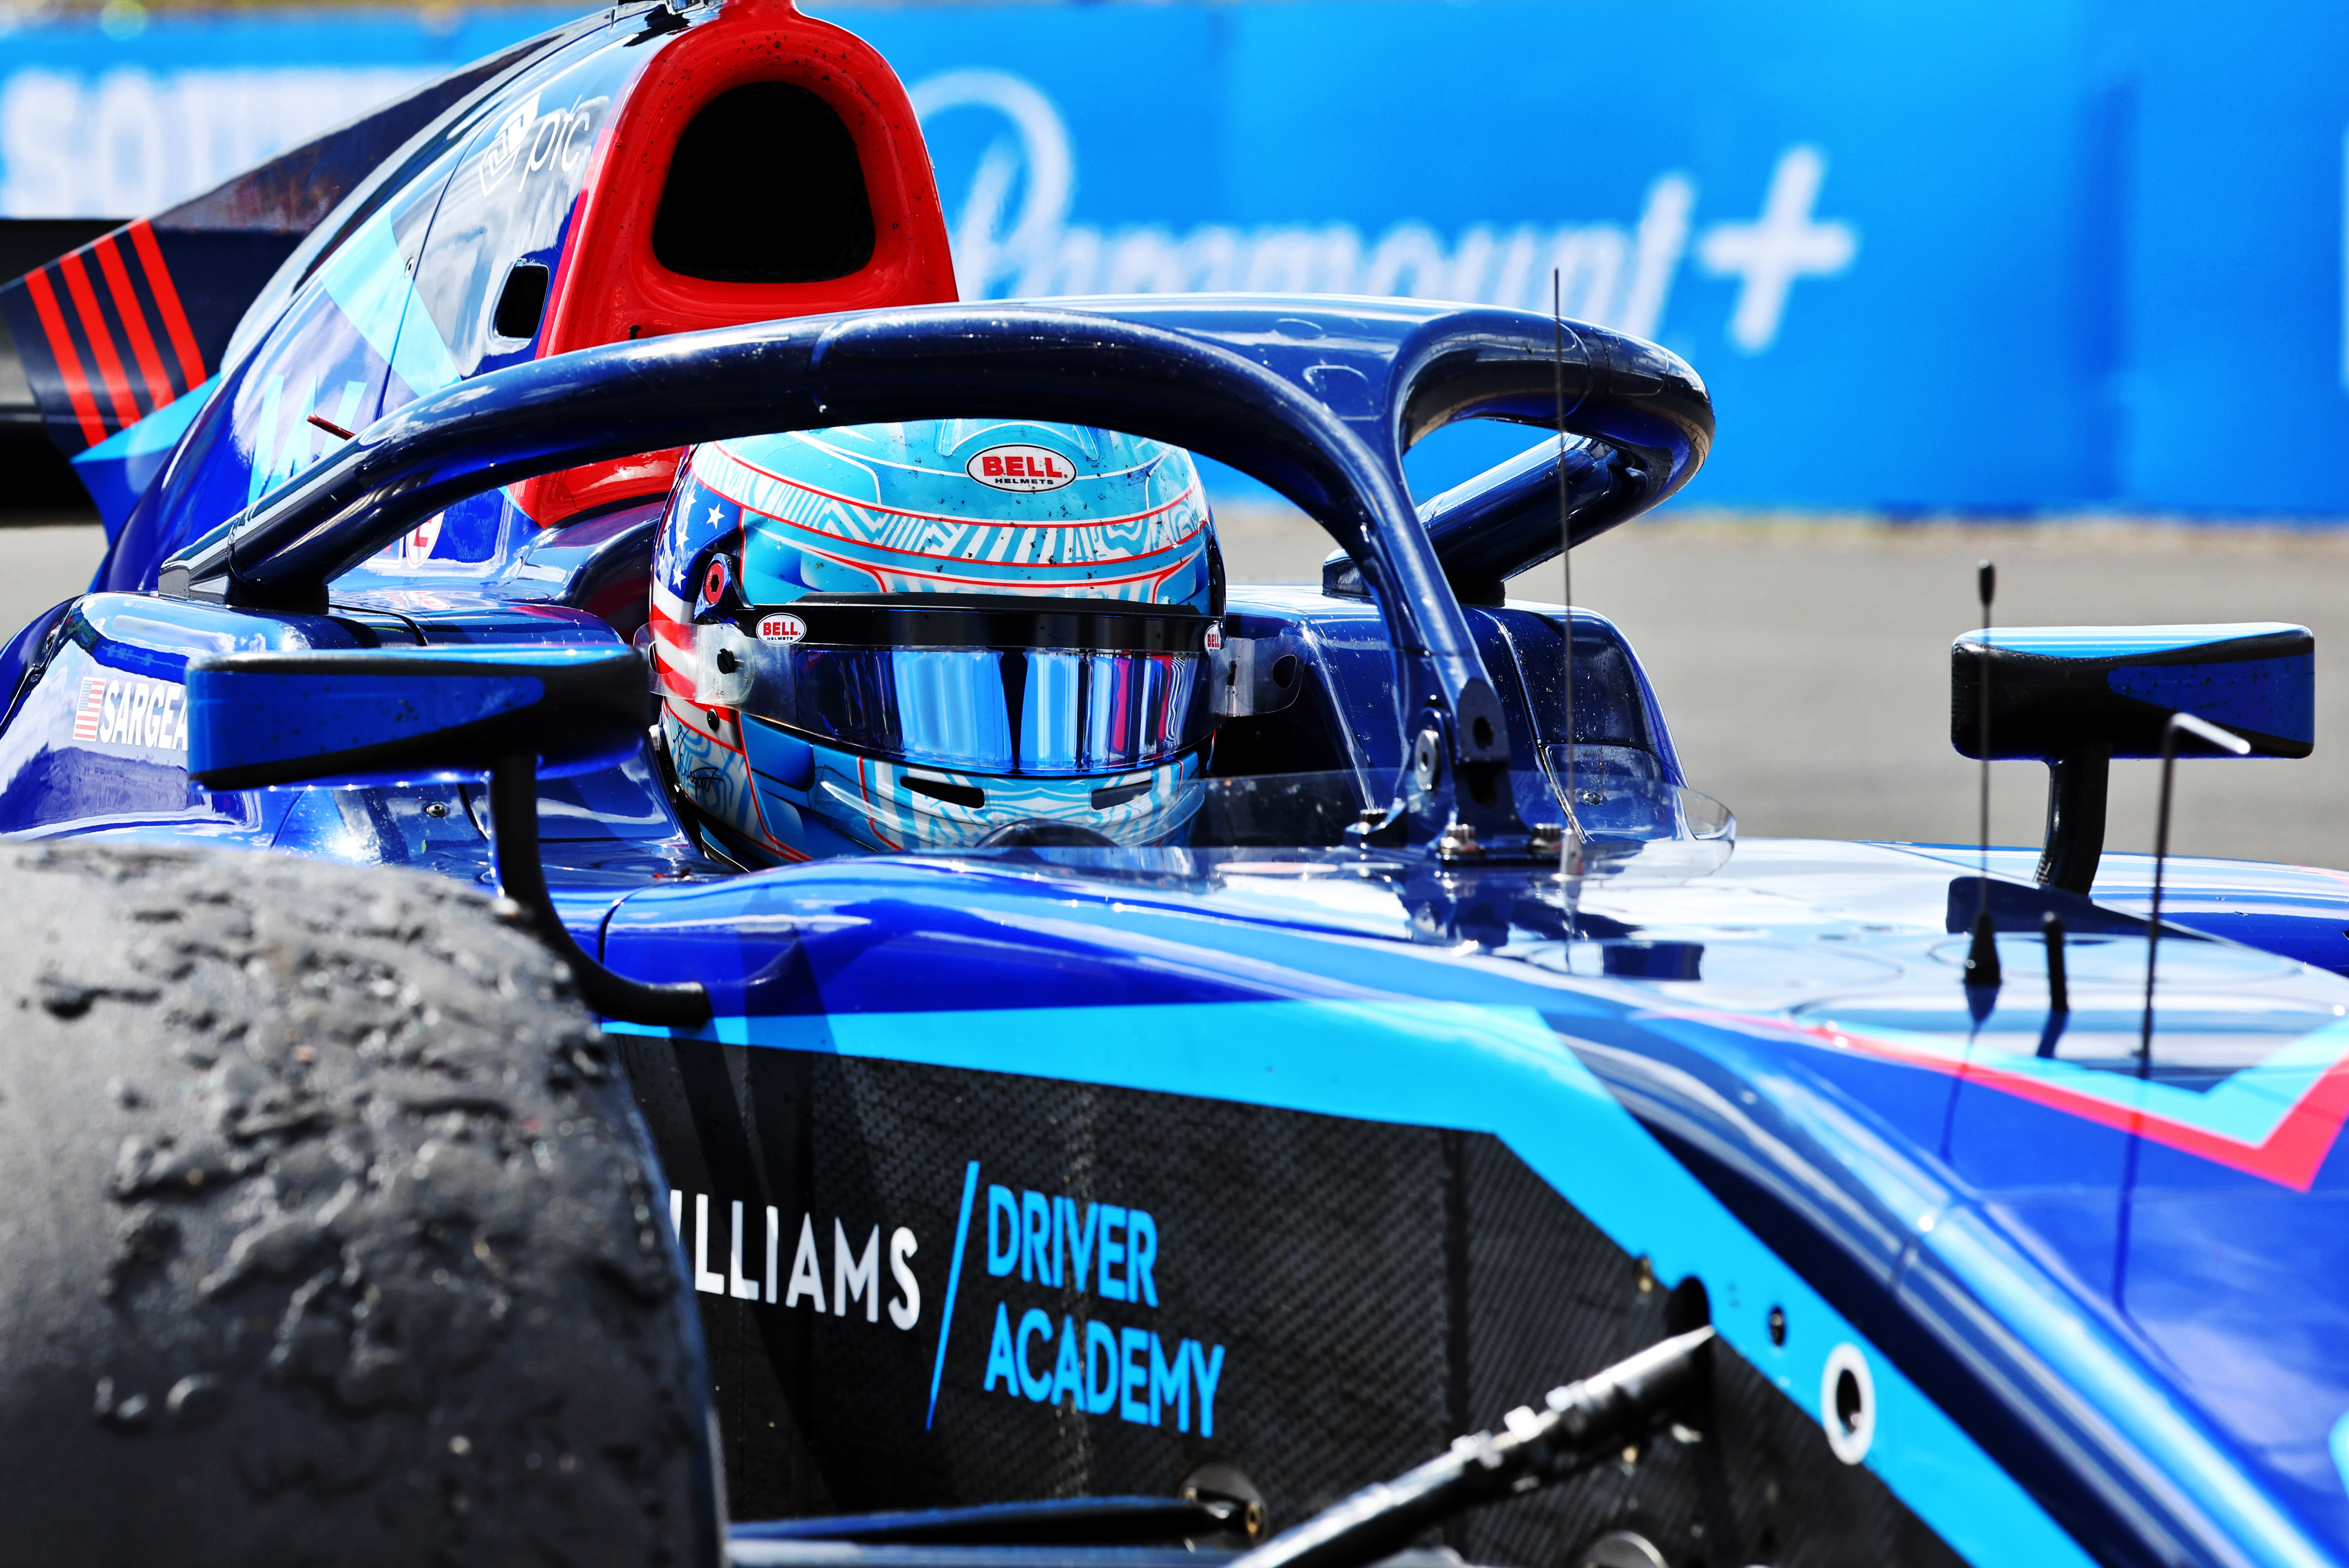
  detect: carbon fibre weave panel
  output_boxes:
[620,1040,1965,1568]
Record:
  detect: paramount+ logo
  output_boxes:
[966,444,1076,493]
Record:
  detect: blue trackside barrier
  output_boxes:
[0,0,2344,515]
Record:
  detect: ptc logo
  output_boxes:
[968,445,1075,493]
[474,93,540,194]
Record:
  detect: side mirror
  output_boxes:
[1951,622,2313,893]
[186,646,709,1026]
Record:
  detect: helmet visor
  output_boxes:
[695,595,1217,777]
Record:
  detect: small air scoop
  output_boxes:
[1950,622,2312,893]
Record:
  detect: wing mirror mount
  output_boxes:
[1950,622,2313,895]
[185,646,711,1028]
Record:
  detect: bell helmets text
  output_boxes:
[968,445,1075,492]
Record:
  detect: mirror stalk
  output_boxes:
[185,645,712,1031]
[489,753,712,1029]
[2035,745,2111,895]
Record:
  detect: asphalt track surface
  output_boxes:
[0,524,99,642]
[14,516,2349,873]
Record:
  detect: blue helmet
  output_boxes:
[651,420,1224,860]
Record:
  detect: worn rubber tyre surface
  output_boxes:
[0,842,720,1566]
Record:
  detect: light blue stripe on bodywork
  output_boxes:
[317,211,461,405]
[613,998,2102,1568]
[73,376,217,465]
[928,1160,980,1431]
[72,376,221,540]
[1957,623,2304,659]
[338,644,634,666]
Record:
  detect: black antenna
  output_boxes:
[2042,912,2069,1015]
[2036,910,2069,1058]
[1965,561,2000,992]
[2141,711,2250,1068]
[1553,268,1582,878]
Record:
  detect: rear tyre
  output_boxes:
[0,841,719,1566]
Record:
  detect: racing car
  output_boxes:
[2,5,2346,1568]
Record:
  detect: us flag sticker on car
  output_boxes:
[71,676,105,741]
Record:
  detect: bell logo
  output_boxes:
[757,613,807,644]
[968,444,1076,493]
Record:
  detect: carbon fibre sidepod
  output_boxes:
[594,872,1973,1566]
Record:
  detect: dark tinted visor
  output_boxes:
[706,595,1218,777]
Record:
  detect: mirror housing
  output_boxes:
[184,646,709,1027]
[1950,622,2313,893]
[186,646,647,791]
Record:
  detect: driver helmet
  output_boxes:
[650,420,1224,862]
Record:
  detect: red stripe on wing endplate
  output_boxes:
[90,233,175,410]
[127,220,204,388]
[55,251,141,428]
[21,268,107,448]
